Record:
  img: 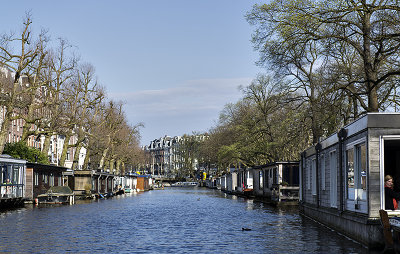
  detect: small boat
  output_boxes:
[37,186,75,204]
[171,182,198,187]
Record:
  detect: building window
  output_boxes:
[259,171,263,189]
[58,176,62,186]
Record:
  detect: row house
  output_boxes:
[0,68,85,170]
[145,136,182,177]
[144,134,209,179]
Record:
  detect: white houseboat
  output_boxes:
[300,113,400,248]
[253,162,299,205]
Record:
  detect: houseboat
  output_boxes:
[136,175,151,191]
[300,113,400,248]
[225,172,238,194]
[253,162,299,205]
[237,167,254,197]
[25,162,69,202]
[0,155,26,208]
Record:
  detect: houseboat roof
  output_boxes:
[26,162,69,172]
[252,161,300,169]
[0,154,27,164]
[304,112,400,154]
[42,186,73,195]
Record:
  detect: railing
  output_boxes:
[0,184,24,198]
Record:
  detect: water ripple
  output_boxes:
[0,188,371,253]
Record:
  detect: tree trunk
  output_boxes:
[42,134,51,155]
[59,134,71,167]
[99,147,109,169]
[368,86,379,112]
[72,142,83,170]
[83,148,90,169]
[0,116,10,154]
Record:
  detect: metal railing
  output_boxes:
[0,184,24,198]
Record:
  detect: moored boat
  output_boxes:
[37,186,75,205]
[171,182,198,187]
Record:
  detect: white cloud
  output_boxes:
[108,77,253,144]
[110,77,251,115]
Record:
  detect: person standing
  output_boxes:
[385,175,400,210]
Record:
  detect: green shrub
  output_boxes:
[3,142,49,164]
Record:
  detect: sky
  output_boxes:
[0,1,265,146]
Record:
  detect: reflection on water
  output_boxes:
[0,188,373,253]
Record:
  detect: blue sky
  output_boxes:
[0,1,264,145]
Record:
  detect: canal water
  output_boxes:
[0,188,375,253]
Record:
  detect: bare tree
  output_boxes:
[0,14,48,153]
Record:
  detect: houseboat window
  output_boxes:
[0,165,6,183]
[356,143,367,200]
[312,159,317,195]
[346,148,355,200]
[58,176,62,186]
[321,154,326,190]
[259,171,263,189]
[330,150,337,208]
[50,174,54,186]
[7,165,12,182]
[307,160,311,190]
[34,172,39,186]
[43,174,48,184]
[13,166,19,184]
[346,143,367,201]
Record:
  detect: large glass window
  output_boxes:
[346,148,354,199]
[312,159,316,195]
[356,143,367,200]
[34,173,39,186]
[12,166,19,184]
[346,142,367,201]
[43,174,48,184]
[321,155,325,190]
[330,150,337,208]
[50,174,54,186]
